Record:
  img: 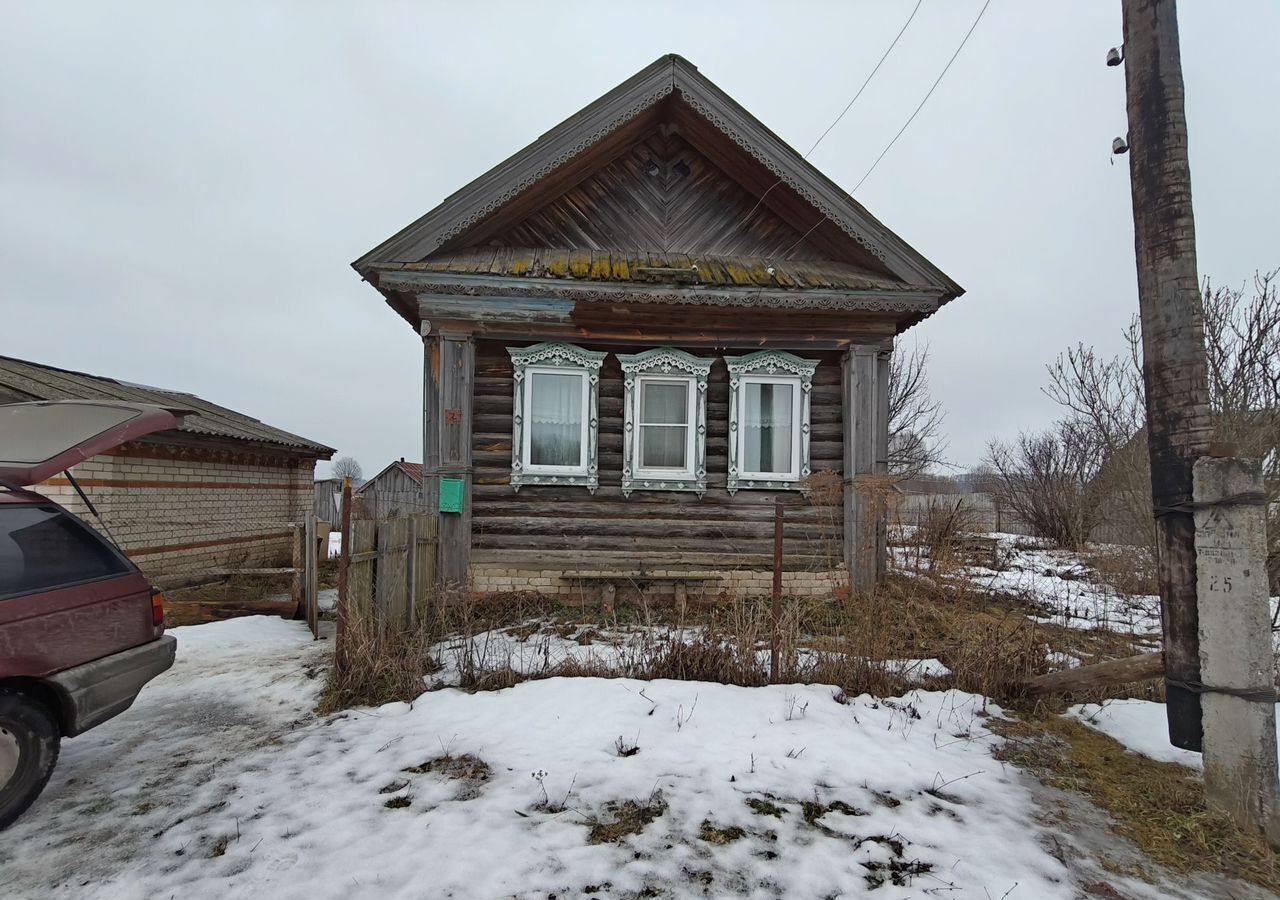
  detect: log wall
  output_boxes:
[471,339,845,573]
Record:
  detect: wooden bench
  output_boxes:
[560,572,724,614]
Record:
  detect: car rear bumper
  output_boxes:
[46,635,177,736]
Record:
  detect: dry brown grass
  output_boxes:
[1081,545,1160,598]
[317,612,438,714]
[992,715,1280,892]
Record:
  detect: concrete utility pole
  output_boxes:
[1121,0,1279,840]
[1119,0,1213,752]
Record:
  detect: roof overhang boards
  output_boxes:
[383,268,941,329]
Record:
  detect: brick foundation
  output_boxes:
[469,564,844,600]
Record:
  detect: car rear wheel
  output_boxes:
[0,691,60,830]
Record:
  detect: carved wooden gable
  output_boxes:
[469,129,829,261]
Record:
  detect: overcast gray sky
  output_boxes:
[3,1,1276,476]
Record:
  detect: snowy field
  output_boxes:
[2,617,1090,899]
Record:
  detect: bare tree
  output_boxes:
[986,420,1105,550]
[888,341,946,479]
[331,456,363,483]
[1040,270,1279,587]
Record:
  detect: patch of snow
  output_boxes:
[963,542,1162,636]
[327,530,342,559]
[1068,698,1280,770]
[883,657,952,679]
[2,619,1079,899]
[317,587,338,612]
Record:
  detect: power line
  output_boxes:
[801,0,925,159]
[781,0,992,257]
[851,0,991,193]
[733,0,924,231]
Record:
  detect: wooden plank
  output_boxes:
[1022,653,1165,697]
[412,513,439,622]
[349,518,377,619]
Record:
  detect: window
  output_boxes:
[509,342,606,492]
[619,348,712,496]
[0,505,130,600]
[726,350,818,493]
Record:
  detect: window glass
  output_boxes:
[744,382,795,474]
[528,372,583,468]
[639,380,689,469]
[0,505,129,598]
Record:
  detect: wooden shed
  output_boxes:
[356,460,426,519]
[352,55,962,598]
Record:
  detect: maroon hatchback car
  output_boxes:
[0,400,183,828]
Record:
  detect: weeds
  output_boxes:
[318,612,438,715]
[992,715,1280,892]
[586,791,666,844]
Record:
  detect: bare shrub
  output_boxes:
[916,496,978,572]
[986,421,1105,550]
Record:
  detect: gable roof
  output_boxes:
[0,355,334,458]
[359,459,424,489]
[353,54,960,301]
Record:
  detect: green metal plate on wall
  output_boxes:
[439,477,465,514]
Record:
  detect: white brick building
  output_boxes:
[0,356,333,585]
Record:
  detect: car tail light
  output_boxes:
[151,591,166,628]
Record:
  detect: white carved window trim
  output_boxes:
[618,348,712,496]
[726,350,818,493]
[508,342,606,493]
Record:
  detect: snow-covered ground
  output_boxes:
[3,617,1091,899]
[957,536,1163,635]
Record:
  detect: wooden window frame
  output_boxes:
[726,350,818,494]
[508,342,606,493]
[633,374,699,483]
[618,348,712,497]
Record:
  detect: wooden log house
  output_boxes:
[352,55,962,600]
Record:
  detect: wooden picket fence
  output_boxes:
[347,512,439,631]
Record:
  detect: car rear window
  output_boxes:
[0,505,131,599]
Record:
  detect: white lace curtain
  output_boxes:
[529,372,583,467]
[743,382,793,473]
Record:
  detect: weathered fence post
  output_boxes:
[304,511,318,638]
[770,498,783,683]
[1193,456,1280,841]
[336,478,352,665]
[290,522,304,617]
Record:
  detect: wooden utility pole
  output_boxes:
[1120,0,1214,751]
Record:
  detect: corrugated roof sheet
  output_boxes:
[0,356,333,457]
[384,248,929,292]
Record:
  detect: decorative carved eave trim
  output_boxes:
[508,341,607,371]
[725,349,820,382]
[353,54,962,302]
[383,270,942,315]
[617,347,714,378]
